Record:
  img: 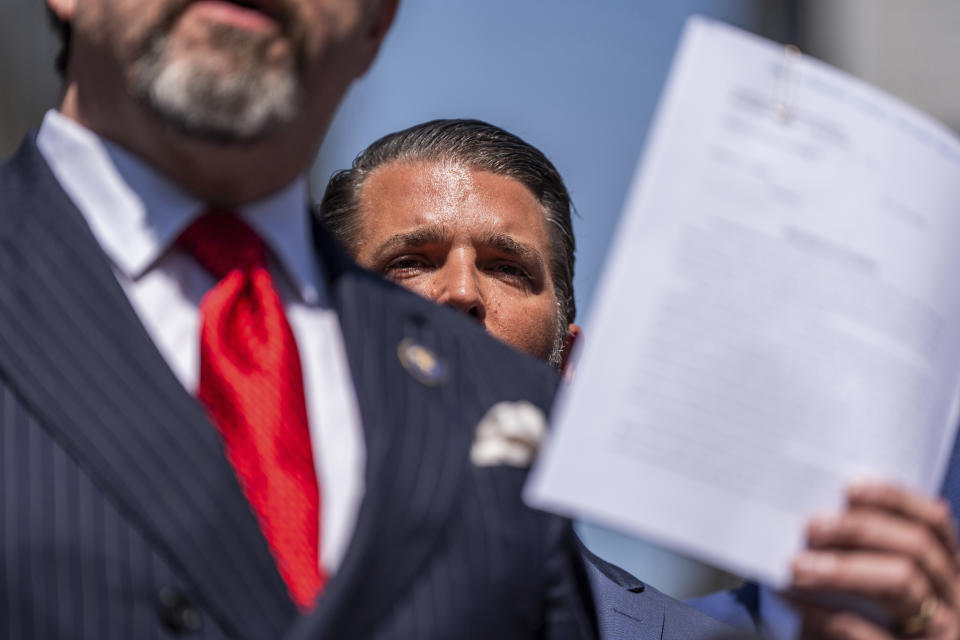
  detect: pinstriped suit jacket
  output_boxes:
[0,136,598,639]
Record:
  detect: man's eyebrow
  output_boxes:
[370,226,452,264]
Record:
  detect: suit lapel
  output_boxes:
[291,225,473,638]
[597,584,665,640]
[0,139,296,638]
[580,543,665,640]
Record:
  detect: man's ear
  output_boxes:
[356,0,400,76]
[560,323,582,376]
[47,0,77,22]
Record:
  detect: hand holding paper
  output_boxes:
[791,483,960,638]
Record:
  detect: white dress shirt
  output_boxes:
[36,110,365,575]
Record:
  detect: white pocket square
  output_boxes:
[470,401,546,468]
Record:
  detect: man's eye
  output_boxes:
[383,256,430,275]
[490,262,531,280]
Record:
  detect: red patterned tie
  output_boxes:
[179,211,324,609]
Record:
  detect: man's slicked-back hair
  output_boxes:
[320,119,577,326]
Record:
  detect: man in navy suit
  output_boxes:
[319,118,960,640]
[0,0,731,637]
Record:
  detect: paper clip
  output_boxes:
[772,44,802,123]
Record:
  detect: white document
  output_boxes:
[525,17,960,587]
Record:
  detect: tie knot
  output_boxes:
[179,211,266,279]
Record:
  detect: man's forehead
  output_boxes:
[363,160,478,206]
[359,159,548,233]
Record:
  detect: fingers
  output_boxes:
[791,482,960,639]
[792,550,934,620]
[805,508,956,603]
[846,482,959,561]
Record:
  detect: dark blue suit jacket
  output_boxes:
[0,136,735,639]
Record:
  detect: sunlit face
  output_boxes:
[60,0,381,141]
[353,160,569,364]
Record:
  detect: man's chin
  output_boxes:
[133,54,300,145]
[126,11,304,144]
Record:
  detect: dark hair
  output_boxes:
[320,119,577,326]
[47,8,71,76]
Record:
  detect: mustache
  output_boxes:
[135,0,308,65]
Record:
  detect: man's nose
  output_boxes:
[436,258,486,322]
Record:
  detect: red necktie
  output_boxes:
[179,211,324,609]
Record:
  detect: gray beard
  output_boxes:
[130,26,300,144]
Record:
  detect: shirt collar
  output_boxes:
[36,109,324,305]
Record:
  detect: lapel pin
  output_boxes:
[397,337,450,386]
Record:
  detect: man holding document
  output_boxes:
[523,16,960,640]
[320,114,960,638]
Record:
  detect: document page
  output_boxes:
[525,17,960,586]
